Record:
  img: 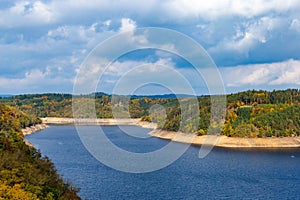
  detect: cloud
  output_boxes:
[0,21,118,77]
[270,62,300,85]
[166,0,300,20]
[0,68,72,94]
[106,59,197,95]
[2,0,299,28]
[119,18,137,33]
[0,0,300,94]
[87,58,177,93]
[209,16,284,56]
[104,58,174,75]
[0,1,56,28]
[220,59,300,88]
[46,22,116,46]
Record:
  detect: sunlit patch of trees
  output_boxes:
[221,89,300,137]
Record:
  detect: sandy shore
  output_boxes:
[41,117,158,128]
[41,117,142,126]
[150,129,300,148]
[41,117,300,148]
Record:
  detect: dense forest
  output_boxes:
[0,103,80,199]
[1,89,300,138]
[222,89,300,137]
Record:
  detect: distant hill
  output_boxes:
[130,93,197,99]
[1,92,199,100]
[0,94,13,98]
[93,92,198,99]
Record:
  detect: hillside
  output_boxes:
[0,103,80,199]
[1,89,300,138]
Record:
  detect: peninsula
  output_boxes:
[1,89,300,148]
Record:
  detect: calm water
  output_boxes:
[26,126,300,200]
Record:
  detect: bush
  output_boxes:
[197,129,206,136]
[233,123,259,138]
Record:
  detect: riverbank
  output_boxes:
[150,129,300,148]
[41,117,158,128]
[22,124,50,147]
[41,117,300,148]
[41,117,141,125]
[22,123,49,136]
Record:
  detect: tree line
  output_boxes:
[1,89,300,138]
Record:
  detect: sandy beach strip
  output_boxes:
[41,117,300,148]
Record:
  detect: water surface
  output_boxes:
[26,126,300,199]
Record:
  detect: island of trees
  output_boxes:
[1,89,299,138]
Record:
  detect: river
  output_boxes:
[26,125,300,199]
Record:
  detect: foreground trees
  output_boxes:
[0,103,80,199]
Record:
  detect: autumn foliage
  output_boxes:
[0,103,80,199]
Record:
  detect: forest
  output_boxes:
[0,103,80,199]
[1,89,300,138]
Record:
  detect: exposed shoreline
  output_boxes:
[149,129,300,148]
[40,117,300,148]
[41,117,158,128]
[22,123,50,136]
[22,124,50,147]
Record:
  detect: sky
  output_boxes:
[0,0,300,95]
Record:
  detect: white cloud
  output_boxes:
[103,58,175,77]
[1,0,300,94]
[48,26,70,38]
[166,0,300,19]
[25,68,48,80]
[210,16,283,55]
[0,1,56,28]
[47,23,115,44]
[72,57,178,94]
[2,0,299,28]
[117,18,149,45]
[109,60,194,95]
[119,18,137,33]
[0,68,72,93]
[270,61,300,85]
[220,59,300,87]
